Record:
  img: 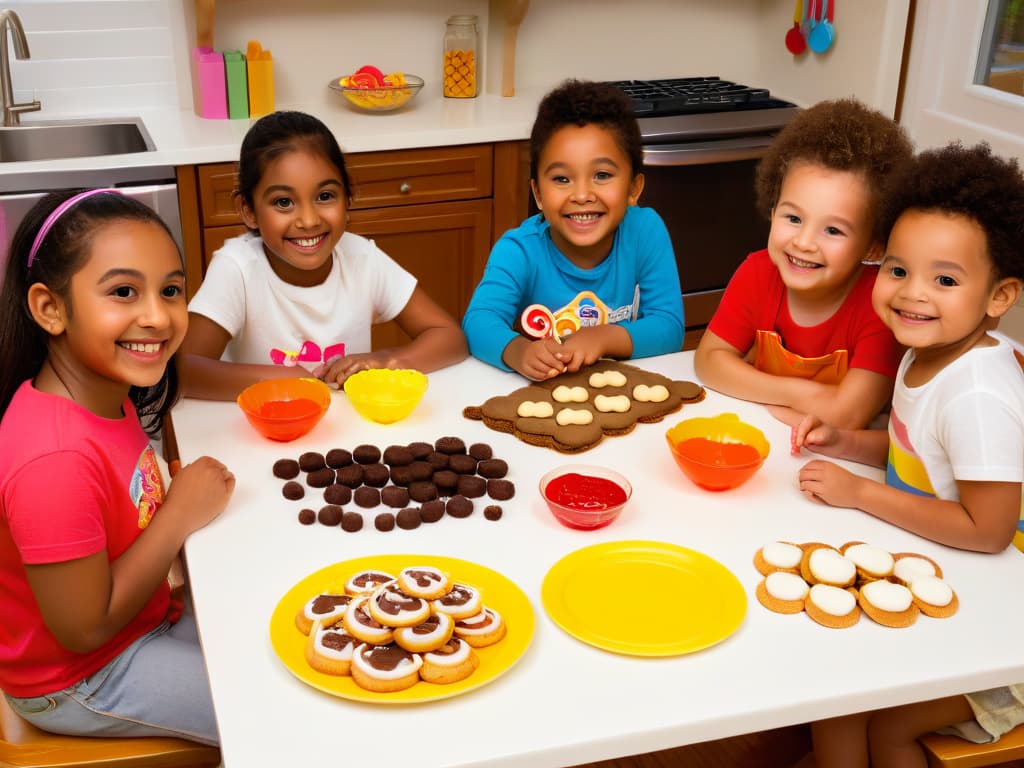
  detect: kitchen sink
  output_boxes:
[0,118,154,163]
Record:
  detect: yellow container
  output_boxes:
[443,15,478,98]
[246,40,275,116]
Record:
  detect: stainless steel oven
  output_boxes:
[608,78,800,348]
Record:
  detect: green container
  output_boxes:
[224,50,249,119]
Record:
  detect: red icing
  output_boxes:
[545,472,626,511]
[255,398,321,420]
[677,437,761,467]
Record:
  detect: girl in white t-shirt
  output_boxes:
[183,111,467,400]
[791,144,1024,766]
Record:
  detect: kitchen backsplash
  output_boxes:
[6,0,181,115]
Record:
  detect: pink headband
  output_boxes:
[27,188,121,269]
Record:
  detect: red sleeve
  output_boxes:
[846,267,903,378]
[6,451,107,565]
[706,250,783,353]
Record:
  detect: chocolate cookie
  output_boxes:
[374,512,396,532]
[362,463,390,488]
[354,486,381,508]
[477,458,509,479]
[432,470,458,495]
[382,445,414,467]
[484,505,503,521]
[282,481,305,500]
[324,484,352,506]
[434,436,466,455]
[306,468,335,488]
[426,451,450,470]
[317,505,343,526]
[419,500,445,523]
[389,465,413,487]
[469,443,493,460]
[381,486,410,509]
[396,507,422,530]
[298,508,316,525]
[456,475,486,498]
[325,448,353,469]
[299,452,326,472]
[448,453,478,475]
[446,495,473,518]
[406,441,433,460]
[408,481,439,503]
[273,458,300,479]
[353,444,382,464]
[336,464,364,488]
[341,511,364,532]
[487,478,515,501]
[408,461,434,482]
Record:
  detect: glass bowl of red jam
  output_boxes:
[237,377,331,442]
[539,464,632,530]
[665,413,769,491]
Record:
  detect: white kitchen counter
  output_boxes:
[0,87,546,186]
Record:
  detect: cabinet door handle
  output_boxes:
[399,182,411,194]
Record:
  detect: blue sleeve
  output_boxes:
[461,229,533,371]
[617,207,685,357]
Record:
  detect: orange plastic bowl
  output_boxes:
[665,413,770,491]
[237,378,331,442]
[539,464,632,530]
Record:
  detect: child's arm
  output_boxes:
[317,286,467,386]
[798,463,1020,554]
[24,457,235,653]
[554,324,634,372]
[695,331,892,429]
[502,336,569,380]
[181,313,298,401]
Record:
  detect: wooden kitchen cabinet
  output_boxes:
[177,143,497,348]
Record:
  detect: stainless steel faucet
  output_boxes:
[0,9,41,126]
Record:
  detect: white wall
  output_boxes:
[5,0,910,117]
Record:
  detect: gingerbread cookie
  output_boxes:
[463,360,704,453]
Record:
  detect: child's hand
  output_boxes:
[315,352,400,388]
[555,331,606,373]
[510,338,567,381]
[791,413,842,457]
[165,456,235,533]
[798,460,861,508]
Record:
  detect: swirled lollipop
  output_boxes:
[521,304,557,340]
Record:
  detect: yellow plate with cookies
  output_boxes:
[269,554,534,703]
[542,540,746,656]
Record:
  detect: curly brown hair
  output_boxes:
[529,79,643,181]
[877,142,1024,282]
[755,98,913,237]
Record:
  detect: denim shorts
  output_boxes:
[4,609,218,746]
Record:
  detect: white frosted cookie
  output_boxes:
[344,570,396,596]
[858,579,919,627]
[305,618,359,675]
[350,643,423,692]
[892,553,943,585]
[453,607,507,647]
[840,542,894,582]
[755,571,809,614]
[800,545,856,588]
[589,370,627,388]
[754,541,803,576]
[397,566,450,599]
[804,584,860,628]
[552,385,588,403]
[432,583,483,619]
[393,612,455,653]
[909,575,959,618]
[295,592,352,635]
[419,637,479,684]
[341,595,395,645]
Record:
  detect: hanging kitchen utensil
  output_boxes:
[502,0,529,97]
[785,0,807,55]
[809,0,835,54]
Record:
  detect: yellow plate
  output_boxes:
[269,554,535,703]
[541,540,746,656]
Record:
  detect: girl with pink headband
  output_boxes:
[0,189,234,745]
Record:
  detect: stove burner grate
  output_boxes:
[607,77,792,117]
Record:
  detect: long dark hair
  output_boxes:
[0,189,181,435]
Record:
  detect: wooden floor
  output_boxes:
[571,726,1024,768]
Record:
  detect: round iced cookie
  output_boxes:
[753,541,803,576]
[432,582,483,619]
[800,545,856,587]
[366,582,431,627]
[755,571,808,614]
[397,566,451,599]
[858,579,919,628]
[341,595,395,645]
[840,542,894,581]
[804,584,860,628]
[419,637,479,684]
[453,606,507,647]
[350,643,422,692]
[393,612,455,653]
[909,575,959,618]
[344,570,396,596]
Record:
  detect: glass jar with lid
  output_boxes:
[443,14,479,98]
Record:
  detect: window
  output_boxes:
[976,0,1024,98]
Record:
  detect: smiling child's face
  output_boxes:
[767,162,880,305]
[240,148,349,287]
[530,123,644,269]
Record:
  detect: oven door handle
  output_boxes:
[642,135,775,166]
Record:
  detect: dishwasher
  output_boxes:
[0,165,183,279]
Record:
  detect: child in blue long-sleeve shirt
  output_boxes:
[462,79,684,380]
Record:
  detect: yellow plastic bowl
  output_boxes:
[665,413,770,491]
[343,369,428,424]
[237,377,331,442]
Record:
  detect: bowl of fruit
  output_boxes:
[329,65,423,112]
